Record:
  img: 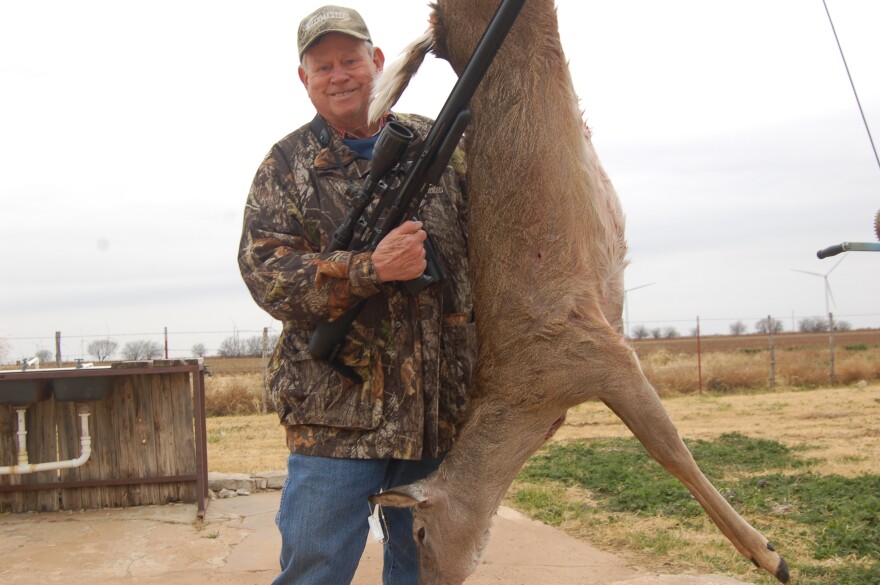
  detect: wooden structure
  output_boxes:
[0,359,209,516]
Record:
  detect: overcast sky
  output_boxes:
[2,0,879,362]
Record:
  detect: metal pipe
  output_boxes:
[20,356,40,372]
[0,406,92,475]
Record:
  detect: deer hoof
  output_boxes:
[775,555,791,584]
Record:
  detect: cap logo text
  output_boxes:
[304,11,348,32]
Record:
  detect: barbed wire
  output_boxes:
[3,313,878,364]
[5,328,277,341]
[5,313,880,343]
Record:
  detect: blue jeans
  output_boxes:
[272,453,444,585]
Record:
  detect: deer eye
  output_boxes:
[417,527,427,542]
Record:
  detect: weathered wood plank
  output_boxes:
[0,404,24,512]
[56,400,84,510]
[92,378,123,508]
[32,398,59,511]
[170,372,198,502]
[20,400,59,512]
[133,374,161,506]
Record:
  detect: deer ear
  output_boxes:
[369,482,428,508]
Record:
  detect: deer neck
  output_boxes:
[437,400,561,515]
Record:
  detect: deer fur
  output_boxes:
[369,2,790,584]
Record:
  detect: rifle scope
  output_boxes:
[370,121,415,183]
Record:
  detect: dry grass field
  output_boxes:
[632,329,880,357]
[205,381,880,478]
[203,334,880,583]
[554,384,880,478]
[203,331,880,473]
[204,382,880,583]
[513,384,880,584]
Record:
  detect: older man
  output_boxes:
[238,5,475,585]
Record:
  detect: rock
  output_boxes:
[208,472,256,493]
[772,504,792,515]
[254,470,288,490]
[217,488,237,499]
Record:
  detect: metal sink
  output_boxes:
[52,377,113,402]
[0,379,51,405]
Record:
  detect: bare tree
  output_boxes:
[245,336,263,357]
[121,339,163,360]
[35,349,54,363]
[630,325,650,340]
[218,333,247,357]
[663,326,680,339]
[798,317,828,333]
[242,334,280,357]
[798,317,852,333]
[87,339,118,362]
[729,321,747,335]
[755,317,784,334]
[191,343,207,358]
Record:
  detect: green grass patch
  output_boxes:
[515,433,880,584]
[518,433,808,517]
[735,473,880,559]
[797,561,880,584]
[511,485,582,526]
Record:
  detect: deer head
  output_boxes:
[370,474,493,585]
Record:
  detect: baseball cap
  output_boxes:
[298,5,372,59]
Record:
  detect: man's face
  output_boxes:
[298,33,384,134]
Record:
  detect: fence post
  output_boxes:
[164,326,169,359]
[261,327,269,414]
[55,331,62,367]
[696,316,702,395]
[828,312,837,384]
[768,314,776,388]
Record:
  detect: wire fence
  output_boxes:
[3,311,879,366]
[1,326,281,366]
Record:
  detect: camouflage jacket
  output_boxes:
[238,113,475,460]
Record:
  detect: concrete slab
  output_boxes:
[0,491,754,585]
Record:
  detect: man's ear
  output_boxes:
[298,65,309,90]
[372,46,385,73]
[369,482,426,508]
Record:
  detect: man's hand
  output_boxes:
[372,220,427,283]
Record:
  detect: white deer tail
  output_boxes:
[369,29,434,125]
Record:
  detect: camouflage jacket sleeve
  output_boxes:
[238,134,382,328]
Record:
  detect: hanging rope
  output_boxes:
[822,0,880,172]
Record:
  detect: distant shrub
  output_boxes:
[205,374,262,416]
[639,343,880,395]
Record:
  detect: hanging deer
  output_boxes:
[369,1,791,583]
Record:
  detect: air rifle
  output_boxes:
[308,0,527,383]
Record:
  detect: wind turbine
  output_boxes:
[792,255,846,317]
[624,282,657,338]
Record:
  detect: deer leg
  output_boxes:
[597,364,790,584]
